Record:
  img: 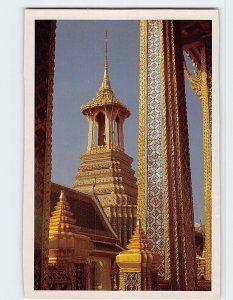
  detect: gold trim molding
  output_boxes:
[138,20,148,232]
[183,43,212,281]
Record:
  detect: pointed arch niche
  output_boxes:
[95,112,106,146]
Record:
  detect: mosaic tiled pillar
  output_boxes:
[137,20,148,233]
[35,20,56,289]
[138,19,165,277]
[146,21,165,276]
[138,20,197,290]
[119,272,141,291]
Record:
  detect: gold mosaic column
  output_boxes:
[183,38,212,281]
[138,20,197,290]
[137,20,148,232]
[161,20,197,290]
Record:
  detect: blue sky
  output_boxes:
[52,20,204,223]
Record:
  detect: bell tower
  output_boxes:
[73,33,138,247]
[82,33,129,152]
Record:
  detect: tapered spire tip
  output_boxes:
[101,31,111,89]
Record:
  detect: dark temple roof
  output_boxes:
[50,182,118,241]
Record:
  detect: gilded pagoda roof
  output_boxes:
[116,220,163,268]
[80,33,131,118]
[49,190,80,239]
[50,182,119,239]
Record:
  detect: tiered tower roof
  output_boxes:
[126,220,152,252]
[116,220,162,265]
[49,190,79,239]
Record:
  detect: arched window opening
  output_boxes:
[95,112,106,146]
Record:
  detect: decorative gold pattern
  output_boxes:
[48,190,91,265]
[147,21,164,263]
[138,20,148,232]
[73,149,138,248]
[183,42,212,281]
[138,21,197,289]
[159,20,197,289]
[119,271,124,291]
[159,20,171,281]
[49,191,78,239]
[116,221,162,291]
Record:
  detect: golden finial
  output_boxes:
[105,31,108,66]
[101,31,111,89]
[59,190,65,201]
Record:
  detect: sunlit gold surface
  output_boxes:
[116,221,162,290]
[183,43,212,281]
[150,21,197,290]
[48,191,91,264]
[137,20,147,232]
[158,20,171,281]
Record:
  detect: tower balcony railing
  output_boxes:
[87,144,123,154]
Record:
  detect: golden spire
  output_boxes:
[48,190,91,265]
[49,190,78,239]
[80,32,130,117]
[125,220,152,252]
[116,220,162,275]
[100,31,111,90]
[126,220,141,251]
